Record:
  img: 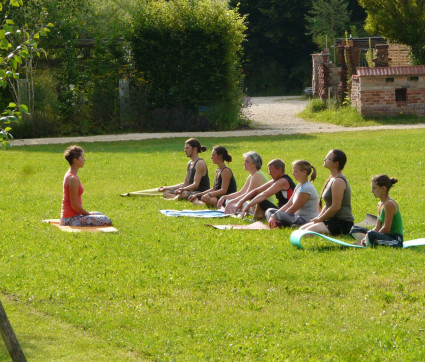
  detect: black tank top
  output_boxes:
[275,174,296,208]
[214,167,237,195]
[187,158,210,192]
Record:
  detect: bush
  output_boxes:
[306,98,327,113]
[130,0,247,130]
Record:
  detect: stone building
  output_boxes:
[351,66,425,117]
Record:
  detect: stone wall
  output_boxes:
[352,74,425,116]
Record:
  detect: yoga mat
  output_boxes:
[402,239,425,248]
[290,229,365,250]
[43,219,118,233]
[206,221,270,230]
[290,229,425,250]
[121,188,163,197]
[355,213,377,228]
[160,210,230,218]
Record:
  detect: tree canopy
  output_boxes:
[359,0,425,64]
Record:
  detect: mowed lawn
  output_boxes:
[1,129,425,360]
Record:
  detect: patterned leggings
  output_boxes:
[60,212,112,226]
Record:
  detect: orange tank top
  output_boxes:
[61,171,84,218]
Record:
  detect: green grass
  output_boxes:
[1,130,425,359]
[299,98,425,127]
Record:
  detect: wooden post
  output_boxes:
[0,301,26,362]
[119,79,130,128]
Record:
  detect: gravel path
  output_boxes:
[10,96,425,146]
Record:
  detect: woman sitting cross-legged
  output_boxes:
[188,145,237,206]
[350,175,403,248]
[300,149,354,235]
[266,160,319,228]
[60,145,112,226]
[217,151,271,214]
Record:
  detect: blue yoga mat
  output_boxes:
[160,209,230,218]
[290,229,425,250]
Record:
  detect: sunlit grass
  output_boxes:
[1,130,425,359]
[299,98,425,127]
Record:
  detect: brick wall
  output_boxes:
[352,75,425,116]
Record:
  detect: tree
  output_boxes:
[359,0,425,64]
[305,0,351,50]
[0,0,50,148]
[131,0,247,130]
[230,0,315,94]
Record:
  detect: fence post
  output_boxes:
[0,301,26,361]
[16,80,29,107]
[119,79,130,128]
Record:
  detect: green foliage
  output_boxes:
[2,132,425,359]
[306,98,327,113]
[0,0,50,148]
[359,0,425,64]
[305,0,351,50]
[365,37,374,67]
[300,99,425,127]
[130,0,247,130]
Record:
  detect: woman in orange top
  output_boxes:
[60,145,112,226]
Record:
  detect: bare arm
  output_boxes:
[218,174,252,208]
[280,192,310,214]
[241,178,289,214]
[209,168,232,198]
[176,159,207,194]
[312,178,345,223]
[378,200,397,234]
[68,176,89,215]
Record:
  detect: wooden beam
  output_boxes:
[0,301,26,362]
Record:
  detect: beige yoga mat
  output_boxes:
[206,221,270,230]
[121,188,163,197]
[43,219,118,233]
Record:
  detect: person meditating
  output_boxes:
[217,151,272,214]
[300,149,353,235]
[233,159,295,219]
[188,145,237,206]
[60,145,112,226]
[158,138,210,200]
[350,175,403,248]
[267,160,319,228]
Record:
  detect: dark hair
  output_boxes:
[372,174,398,192]
[243,151,262,170]
[213,145,232,162]
[186,138,207,153]
[293,160,317,182]
[330,149,347,170]
[268,159,285,173]
[64,145,84,165]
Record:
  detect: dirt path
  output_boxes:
[10,96,425,146]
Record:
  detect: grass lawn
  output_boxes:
[1,129,425,359]
[299,99,425,127]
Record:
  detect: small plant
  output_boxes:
[307,98,327,113]
[366,37,375,68]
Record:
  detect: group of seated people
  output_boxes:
[60,138,403,248]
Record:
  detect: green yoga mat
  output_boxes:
[290,229,425,250]
[290,229,365,250]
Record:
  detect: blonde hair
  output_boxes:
[292,160,317,182]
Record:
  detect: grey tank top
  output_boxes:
[322,175,354,222]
